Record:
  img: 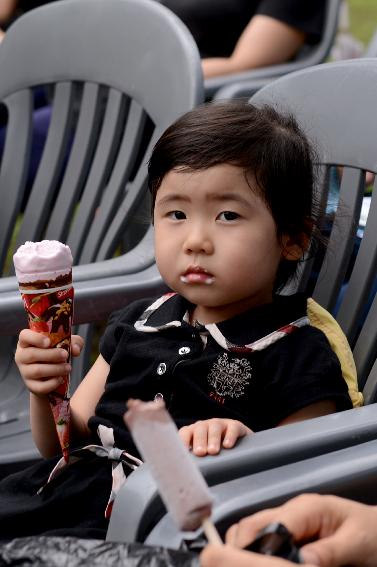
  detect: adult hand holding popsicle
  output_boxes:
[13,240,74,461]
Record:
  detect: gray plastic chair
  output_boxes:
[107,404,377,545]
[146,434,377,548]
[250,58,377,397]
[206,0,341,100]
[0,0,203,474]
[107,58,377,547]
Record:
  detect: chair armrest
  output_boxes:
[0,227,156,294]
[213,76,278,101]
[0,262,167,335]
[204,59,317,99]
[0,419,41,479]
[198,405,377,485]
[107,405,377,544]
[106,465,162,543]
[147,437,377,548]
[210,437,377,531]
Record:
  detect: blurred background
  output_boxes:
[349,0,377,45]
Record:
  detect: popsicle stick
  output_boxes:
[202,517,223,545]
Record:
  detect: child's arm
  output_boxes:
[277,399,337,427]
[179,418,252,457]
[15,329,109,458]
[69,354,109,441]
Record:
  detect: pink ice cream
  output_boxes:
[124,399,214,531]
[13,240,74,462]
[13,240,72,285]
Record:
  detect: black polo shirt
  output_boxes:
[160,0,327,58]
[88,293,352,455]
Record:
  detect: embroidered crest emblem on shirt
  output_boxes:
[208,353,251,398]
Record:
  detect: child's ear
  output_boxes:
[280,233,310,261]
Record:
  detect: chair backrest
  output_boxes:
[250,58,377,397]
[0,0,203,275]
[0,0,203,473]
[206,0,341,99]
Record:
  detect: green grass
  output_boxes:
[348,0,377,47]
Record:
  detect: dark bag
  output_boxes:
[0,536,199,566]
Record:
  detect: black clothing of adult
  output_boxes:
[161,0,327,58]
[0,293,351,542]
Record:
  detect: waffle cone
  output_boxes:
[19,278,74,462]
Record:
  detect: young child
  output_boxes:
[1,101,352,542]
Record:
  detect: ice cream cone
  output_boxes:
[13,241,74,461]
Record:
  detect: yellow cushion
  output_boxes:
[307,298,363,408]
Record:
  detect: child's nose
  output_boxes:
[184,225,214,255]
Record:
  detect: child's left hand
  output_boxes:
[179,418,252,457]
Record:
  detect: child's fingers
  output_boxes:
[207,419,225,455]
[179,422,223,455]
[18,330,83,358]
[16,345,68,368]
[22,362,71,382]
[179,422,209,456]
[178,425,193,449]
[222,421,249,449]
[71,334,84,357]
[192,421,212,456]
[179,420,252,456]
[28,376,66,397]
[18,329,50,348]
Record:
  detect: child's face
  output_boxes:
[154,164,292,324]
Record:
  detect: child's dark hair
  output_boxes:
[148,100,319,291]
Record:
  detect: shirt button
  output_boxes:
[157,362,167,375]
[178,346,191,355]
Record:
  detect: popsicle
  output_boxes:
[13,240,74,461]
[124,398,222,543]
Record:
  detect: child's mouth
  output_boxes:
[180,266,214,285]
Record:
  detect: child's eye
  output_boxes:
[168,210,186,220]
[217,211,240,221]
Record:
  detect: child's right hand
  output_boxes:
[179,418,252,457]
[15,329,84,397]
